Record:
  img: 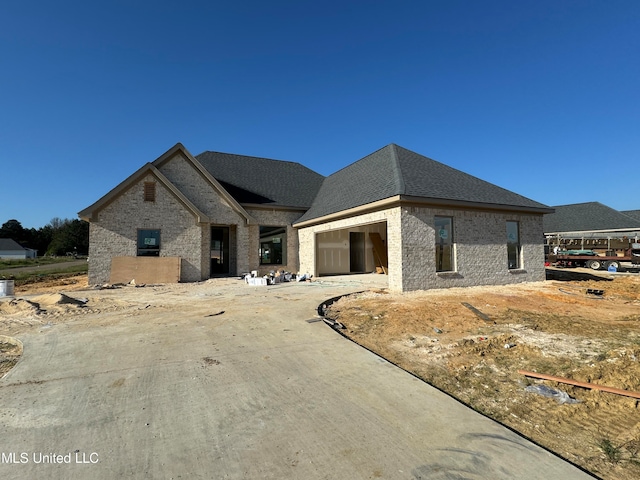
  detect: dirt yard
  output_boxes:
[2,270,639,479]
[324,270,640,480]
[0,274,91,378]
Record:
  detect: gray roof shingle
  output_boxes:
[0,238,26,251]
[621,209,640,222]
[543,202,640,233]
[195,151,324,209]
[296,144,551,223]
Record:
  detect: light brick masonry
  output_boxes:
[88,172,205,284]
[298,205,545,292]
[88,153,308,284]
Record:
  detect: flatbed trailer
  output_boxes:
[549,247,640,271]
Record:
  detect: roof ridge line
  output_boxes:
[390,144,406,195]
[195,150,315,170]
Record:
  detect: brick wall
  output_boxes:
[88,153,306,282]
[297,205,545,292]
[88,173,204,284]
[399,206,545,291]
[158,153,250,277]
[246,208,305,275]
[157,153,245,224]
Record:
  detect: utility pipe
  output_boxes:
[518,370,640,400]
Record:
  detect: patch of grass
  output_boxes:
[13,265,88,286]
[0,257,81,269]
[596,437,640,467]
[595,351,608,362]
[599,438,622,463]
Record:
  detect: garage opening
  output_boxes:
[316,222,387,276]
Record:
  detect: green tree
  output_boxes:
[46,219,89,256]
[0,219,29,245]
[30,225,53,256]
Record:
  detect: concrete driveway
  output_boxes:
[0,276,593,479]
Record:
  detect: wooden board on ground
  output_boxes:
[369,232,388,274]
[110,257,181,284]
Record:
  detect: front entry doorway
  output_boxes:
[211,227,230,275]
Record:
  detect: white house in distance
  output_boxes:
[0,238,37,259]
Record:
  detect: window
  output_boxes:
[435,216,454,272]
[506,221,521,269]
[137,229,160,256]
[259,226,287,265]
[144,182,156,202]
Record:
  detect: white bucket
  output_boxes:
[0,279,15,297]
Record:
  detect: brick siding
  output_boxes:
[87,173,204,284]
[298,205,545,292]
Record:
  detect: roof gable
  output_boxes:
[296,144,551,225]
[78,162,209,224]
[195,151,324,209]
[543,202,640,233]
[152,144,255,223]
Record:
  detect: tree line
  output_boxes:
[0,218,89,257]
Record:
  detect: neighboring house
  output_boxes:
[622,210,640,222]
[0,238,37,259]
[543,202,640,252]
[79,143,552,292]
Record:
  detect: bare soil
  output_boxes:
[324,270,640,480]
[0,274,90,379]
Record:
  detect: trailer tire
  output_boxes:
[606,260,621,271]
[586,259,602,270]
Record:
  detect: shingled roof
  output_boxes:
[543,202,640,233]
[295,144,551,224]
[622,210,640,222]
[195,151,324,209]
[0,238,27,251]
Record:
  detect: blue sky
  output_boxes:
[1,1,638,229]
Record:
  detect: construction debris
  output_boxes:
[524,384,580,404]
[322,317,345,329]
[369,232,388,275]
[518,369,640,400]
[244,270,298,286]
[461,302,493,322]
[586,288,605,296]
